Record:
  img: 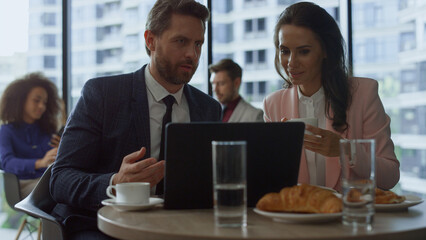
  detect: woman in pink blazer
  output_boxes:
[263,2,399,191]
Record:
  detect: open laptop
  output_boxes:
[163,122,305,209]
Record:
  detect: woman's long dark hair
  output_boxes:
[0,72,61,134]
[274,2,352,132]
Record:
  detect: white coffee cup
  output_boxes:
[287,118,318,134]
[106,182,150,204]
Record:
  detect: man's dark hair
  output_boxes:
[145,0,210,56]
[209,58,242,81]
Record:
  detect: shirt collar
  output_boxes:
[145,65,184,105]
[224,96,241,110]
[297,85,324,103]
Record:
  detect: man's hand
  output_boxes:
[303,125,342,157]
[112,147,165,187]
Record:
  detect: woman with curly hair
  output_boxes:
[0,72,62,197]
[263,2,399,191]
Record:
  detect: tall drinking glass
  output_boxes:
[212,141,247,228]
[340,139,375,229]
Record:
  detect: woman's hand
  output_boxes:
[49,134,61,148]
[35,147,58,169]
[303,125,342,157]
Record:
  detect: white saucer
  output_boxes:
[375,195,423,212]
[253,208,342,223]
[101,197,164,211]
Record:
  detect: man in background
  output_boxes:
[210,59,263,122]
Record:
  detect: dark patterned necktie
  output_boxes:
[155,95,175,195]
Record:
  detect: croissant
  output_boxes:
[256,184,342,213]
[375,188,405,204]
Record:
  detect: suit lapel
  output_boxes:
[228,99,245,122]
[183,85,203,121]
[131,65,151,157]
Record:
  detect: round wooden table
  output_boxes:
[98,202,426,240]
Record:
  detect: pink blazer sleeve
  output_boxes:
[346,78,400,190]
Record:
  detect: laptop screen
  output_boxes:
[163,122,304,209]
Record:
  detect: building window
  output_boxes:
[245,82,254,95]
[243,81,268,102]
[258,18,266,31]
[278,0,297,5]
[401,70,417,93]
[244,0,266,7]
[400,31,416,51]
[245,49,267,69]
[259,81,266,94]
[44,0,56,5]
[258,49,266,63]
[213,0,233,13]
[215,23,233,43]
[41,13,56,26]
[244,18,267,39]
[245,20,253,33]
[245,51,254,64]
[43,34,56,48]
[44,56,56,68]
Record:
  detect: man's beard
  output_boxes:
[154,50,198,85]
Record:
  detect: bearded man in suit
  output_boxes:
[50,1,221,239]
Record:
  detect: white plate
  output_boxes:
[101,197,164,211]
[253,208,342,223]
[375,195,423,212]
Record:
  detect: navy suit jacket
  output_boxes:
[50,65,222,234]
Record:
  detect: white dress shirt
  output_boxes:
[297,86,326,186]
[145,66,190,161]
[110,66,190,190]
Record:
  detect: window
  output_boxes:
[244,18,267,38]
[245,20,253,33]
[70,0,209,108]
[43,34,56,48]
[245,51,253,64]
[400,31,416,51]
[44,55,56,68]
[245,82,253,95]
[244,0,266,7]
[243,81,268,102]
[244,49,267,69]
[400,70,417,93]
[258,18,266,31]
[214,23,233,43]
[44,0,56,5]
[213,0,233,13]
[278,0,297,5]
[258,49,266,63]
[41,12,56,26]
[352,0,426,197]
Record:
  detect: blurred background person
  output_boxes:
[0,72,61,198]
[263,2,399,191]
[210,59,263,122]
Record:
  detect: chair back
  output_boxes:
[15,165,65,240]
[0,170,22,210]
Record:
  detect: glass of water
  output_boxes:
[212,141,247,228]
[340,139,376,229]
